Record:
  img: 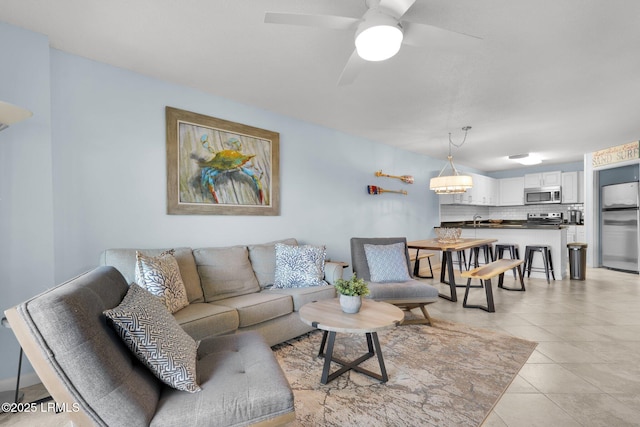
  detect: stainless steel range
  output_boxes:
[527,212,563,225]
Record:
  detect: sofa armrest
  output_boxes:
[324,261,346,285]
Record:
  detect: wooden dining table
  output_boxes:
[408,238,498,302]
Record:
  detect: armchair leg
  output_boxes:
[399,304,433,326]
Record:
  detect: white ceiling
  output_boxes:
[2,0,639,172]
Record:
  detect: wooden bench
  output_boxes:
[460,259,525,312]
[409,250,435,279]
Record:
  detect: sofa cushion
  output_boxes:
[150,332,294,427]
[364,242,412,283]
[135,250,189,313]
[269,285,336,311]
[248,238,298,288]
[214,292,293,328]
[173,302,239,341]
[193,246,261,302]
[100,247,204,304]
[273,243,327,288]
[104,284,201,393]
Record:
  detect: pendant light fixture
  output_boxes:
[430,126,473,194]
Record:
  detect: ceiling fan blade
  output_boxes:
[337,50,366,86]
[378,0,416,19]
[402,21,482,49]
[264,12,360,30]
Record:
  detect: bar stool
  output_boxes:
[468,244,494,269]
[495,243,520,278]
[523,245,555,284]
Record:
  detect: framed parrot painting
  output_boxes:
[166,107,280,215]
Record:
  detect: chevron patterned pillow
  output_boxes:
[135,249,189,313]
[104,284,201,393]
[363,242,411,283]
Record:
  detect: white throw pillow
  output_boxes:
[104,284,201,393]
[135,249,189,313]
[364,242,411,282]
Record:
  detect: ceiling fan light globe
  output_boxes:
[355,24,403,61]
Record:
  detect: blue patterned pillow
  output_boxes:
[135,250,189,314]
[364,242,411,283]
[273,243,327,288]
[104,284,201,393]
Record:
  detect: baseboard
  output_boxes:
[0,372,40,393]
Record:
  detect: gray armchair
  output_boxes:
[350,237,438,325]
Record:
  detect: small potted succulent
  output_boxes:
[334,273,370,314]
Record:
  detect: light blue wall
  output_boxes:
[1,22,443,384]
[0,22,55,390]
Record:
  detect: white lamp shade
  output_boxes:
[355,9,403,62]
[0,101,33,131]
[430,174,473,194]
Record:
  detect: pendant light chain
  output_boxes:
[429,126,474,194]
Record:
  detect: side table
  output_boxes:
[299,299,403,384]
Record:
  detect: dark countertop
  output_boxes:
[440,220,568,230]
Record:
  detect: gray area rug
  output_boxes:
[273,318,537,427]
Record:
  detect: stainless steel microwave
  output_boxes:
[524,186,562,204]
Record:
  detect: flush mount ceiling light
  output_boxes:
[430,126,474,194]
[355,8,403,61]
[0,100,32,132]
[509,153,542,165]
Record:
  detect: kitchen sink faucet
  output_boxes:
[473,214,482,227]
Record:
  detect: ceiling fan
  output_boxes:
[265,0,481,85]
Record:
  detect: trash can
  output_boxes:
[567,243,588,280]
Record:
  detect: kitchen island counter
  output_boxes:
[440,225,568,280]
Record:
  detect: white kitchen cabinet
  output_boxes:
[437,173,497,206]
[567,225,586,243]
[562,171,578,203]
[471,173,498,206]
[578,170,585,203]
[498,177,525,206]
[524,171,562,188]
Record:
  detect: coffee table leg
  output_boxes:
[320,331,336,385]
[370,332,388,383]
[318,330,329,357]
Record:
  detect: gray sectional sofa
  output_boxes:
[5,238,342,426]
[99,238,343,345]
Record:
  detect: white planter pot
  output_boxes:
[339,294,362,314]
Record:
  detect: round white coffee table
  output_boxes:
[299,299,403,384]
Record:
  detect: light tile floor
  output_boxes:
[420,266,640,427]
[2,266,639,427]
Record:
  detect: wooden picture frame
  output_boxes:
[166,107,280,215]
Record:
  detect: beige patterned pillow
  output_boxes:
[104,284,201,393]
[135,250,189,313]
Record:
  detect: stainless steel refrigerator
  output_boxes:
[601,181,640,273]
